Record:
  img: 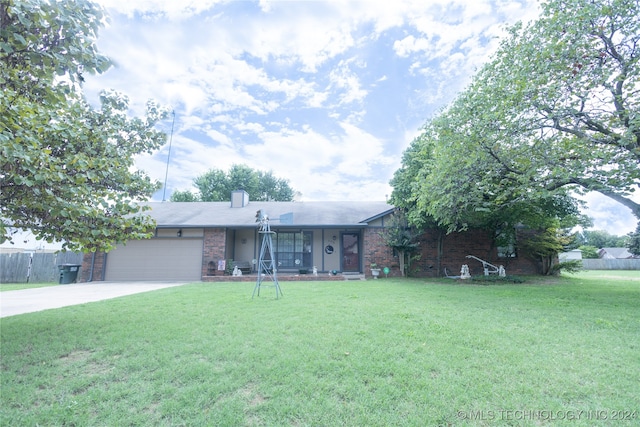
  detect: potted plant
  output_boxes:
[370,262,381,279]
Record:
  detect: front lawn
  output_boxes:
[1,274,638,426]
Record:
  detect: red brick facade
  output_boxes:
[202,228,227,278]
[79,251,106,282]
[81,225,541,282]
[364,227,539,278]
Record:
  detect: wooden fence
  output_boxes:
[0,252,83,283]
[582,259,640,270]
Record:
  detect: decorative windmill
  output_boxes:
[252,209,282,299]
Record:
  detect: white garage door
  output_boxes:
[105,239,203,281]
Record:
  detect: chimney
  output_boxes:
[231,190,250,208]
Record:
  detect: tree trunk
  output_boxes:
[436,230,444,277]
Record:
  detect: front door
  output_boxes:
[342,233,360,272]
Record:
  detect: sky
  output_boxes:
[11,0,639,251]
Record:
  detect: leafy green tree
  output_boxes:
[389,130,438,229]
[392,128,589,234]
[380,210,421,277]
[519,228,577,275]
[170,190,200,202]
[256,169,295,202]
[1,0,168,251]
[192,169,231,202]
[172,164,295,202]
[480,0,638,216]
[578,245,600,259]
[392,0,640,235]
[580,230,628,248]
[485,0,638,217]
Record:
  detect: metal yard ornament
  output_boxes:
[252,209,282,299]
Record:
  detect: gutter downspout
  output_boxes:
[101,252,107,281]
[88,252,96,282]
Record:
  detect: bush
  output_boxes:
[551,259,583,275]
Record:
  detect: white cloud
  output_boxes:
[228,3,357,73]
[84,0,638,236]
[328,60,368,105]
[392,0,536,79]
[258,0,272,13]
[96,0,226,19]
[393,35,429,58]
[147,134,254,194]
[580,192,638,235]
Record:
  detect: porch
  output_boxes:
[202,272,365,282]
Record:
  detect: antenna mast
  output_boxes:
[162,110,176,202]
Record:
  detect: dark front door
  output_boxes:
[342,233,360,272]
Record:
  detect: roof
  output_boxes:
[598,247,634,259]
[141,201,395,228]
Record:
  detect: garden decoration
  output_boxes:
[460,264,471,279]
[252,210,282,299]
[466,255,505,276]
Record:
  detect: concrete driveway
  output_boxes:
[0,282,189,318]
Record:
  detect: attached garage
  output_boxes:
[105,238,203,281]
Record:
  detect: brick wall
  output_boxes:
[363,227,400,277]
[365,227,540,278]
[202,228,227,278]
[79,226,541,282]
[79,251,106,282]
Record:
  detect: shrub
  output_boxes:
[551,259,583,275]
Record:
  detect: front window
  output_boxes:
[276,231,312,268]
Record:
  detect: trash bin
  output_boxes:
[58,264,81,284]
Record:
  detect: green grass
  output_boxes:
[565,270,640,280]
[0,282,59,292]
[2,273,639,426]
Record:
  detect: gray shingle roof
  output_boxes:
[142,201,394,228]
[598,247,634,259]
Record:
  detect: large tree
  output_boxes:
[390,121,588,234]
[390,126,588,276]
[392,0,639,234]
[477,0,640,218]
[1,0,168,251]
[171,164,296,202]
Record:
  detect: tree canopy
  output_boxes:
[575,229,629,248]
[171,164,296,202]
[379,210,421,277]
[391,0,639,235]
[1,0,168,251]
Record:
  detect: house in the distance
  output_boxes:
[80,191,541,282]
[598,247,636,259]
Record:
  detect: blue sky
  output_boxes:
[77,0,637,236]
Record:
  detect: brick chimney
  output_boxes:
[231,190,249,208]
